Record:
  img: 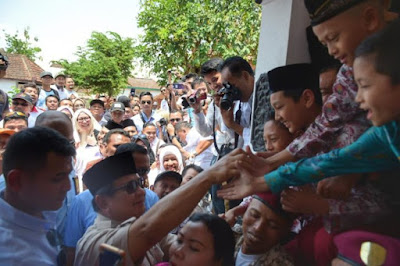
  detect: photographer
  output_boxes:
[0,53,10,120]
[219,56,254,148]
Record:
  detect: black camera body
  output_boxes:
[218,82,242,110]
[159,118,168,127]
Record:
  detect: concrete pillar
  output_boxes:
[251,0,311,151]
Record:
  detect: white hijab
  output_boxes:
[159,145,184,174]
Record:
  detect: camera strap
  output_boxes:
[212,101,221,155]
[234,103,242,148]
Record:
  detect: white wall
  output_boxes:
[254,0,311,80]
[0,79,18,94]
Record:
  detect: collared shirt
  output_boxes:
[287,65,371,158]
[0,191,60,265]
[132,111,161,133]
[75,213,172,266]
[28,106,44,127]
[0,167,76,246]
[65,188,159,248]
[231,93,253,148]
[264,121,400,193]
[193,100,235,155]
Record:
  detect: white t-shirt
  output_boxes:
[235,248,263,266]
[183,128,213,170]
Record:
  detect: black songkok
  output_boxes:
[305,0,366,26]
[267,63,319,93]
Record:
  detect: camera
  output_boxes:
[188,90,207,104]
[159,118,168,127]
[218,82,242,110]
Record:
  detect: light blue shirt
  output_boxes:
[0,191,61,265]
[37,89,57,109]
[64,188,159,247]
[0,168,77,245]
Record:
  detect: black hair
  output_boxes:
[200,58,224,76]
[191,77,209,90]
[319,63,341,74]
[3,127,76,180]
[175,121,191,132]
[355,19,400,85]
[282,86,323,107]
[143,122,157,129]
[103,128,130,144]
[139,91,153,100]
[115,142,148,155]
[132,134,155,165]
[188,213,235,266]
[170,109,183,117]
[219,56,254,77]
[182,164,203,177]
[45,94,60,102]
[117,95,131,107]
[181,73,198,82]
[23,83,40,94]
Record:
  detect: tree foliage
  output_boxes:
[55,32,136,96]
[3,27,42,61]
[136,0,262,83]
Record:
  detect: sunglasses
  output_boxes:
[111,179,144,194]
[12,101,29,107]
[141,100,152,105]
[137,168,150,176]
[170,118,181,123]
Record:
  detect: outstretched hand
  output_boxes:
[237,146,273,177]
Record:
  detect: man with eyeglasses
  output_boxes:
[64,142,158,264]
[89,99,106,126]
[75,145,244,265]
[132,92,162,133]
[0,127,75,265]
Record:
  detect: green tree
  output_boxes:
[3,27,42,61]
[55,31,136,96]
[136,0,262,83]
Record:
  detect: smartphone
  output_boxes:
[172,83,185,90]
[99,243,125,266]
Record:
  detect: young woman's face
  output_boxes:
[354,56,400,126]
[263,121,293,153]
[169,221,220,266]
[163,154,179,172]
[77,112,91,129]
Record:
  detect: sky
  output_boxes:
[0,0,143,73]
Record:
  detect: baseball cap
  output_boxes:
[110,102,125,112]
[90,99,105,108]
[154,171,182,185]
[40,71,53,78]
[55,72,66,79]
[12,93,33,105]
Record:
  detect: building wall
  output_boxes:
[0,79,18,94]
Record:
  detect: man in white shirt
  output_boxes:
[176,121,213,170]
[132,92,161,133]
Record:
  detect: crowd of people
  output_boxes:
[0,0,400,265]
